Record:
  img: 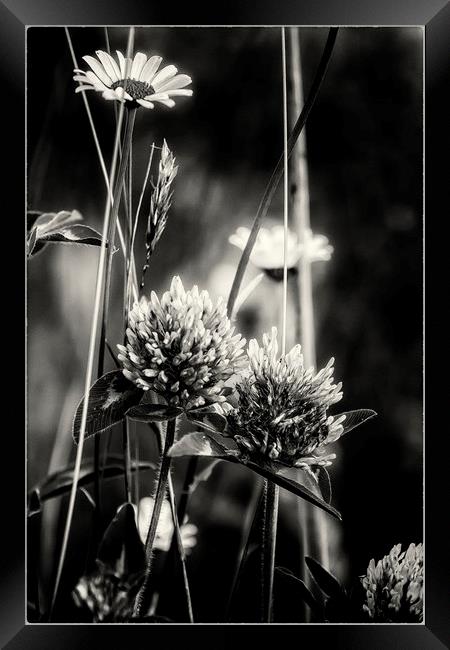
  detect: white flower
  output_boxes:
[73,50,193,109]
[117,276,246,411]
[135,497,197,553]
[362,543,423,622]
[229,225,333,273]
[228,327,344,467]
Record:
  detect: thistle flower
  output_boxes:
[140,141,178,289]
[229,225,333,279]
[117,276,246,412]
[227,327,344,468]
[362,543,424,622]
[135,497,197,553]
[73,562,143,623]
[73,50,193,109]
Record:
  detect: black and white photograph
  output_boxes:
[25,24,427,626]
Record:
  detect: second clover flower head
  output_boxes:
[73,50,193,109]
[227,327,344,467]
[362,543,423,622]
[117,277,246,412]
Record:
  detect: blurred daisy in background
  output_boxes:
[135,497,198,553]
[73,50,193,109]
[229,225,333,280]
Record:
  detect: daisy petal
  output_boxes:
[131,52,147,80]
[137,99,154,109]
[155,98,176,108]
[156,74,192,93]
[115,87,132,101]
[82,55,112,87]
[139,55,163,83]
[152,65,178,89]
[75,85,95,93]
[165,89,193,97]
[96,50,120,82]
[144,92,170,101]
[102,89,120,101]
[85,70,109,91]
[73,74,90,83]
[106,52,122,80]
[116,50,126,78]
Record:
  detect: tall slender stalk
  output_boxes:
[261,481,280,622]
[64,28,138,300]
[48,60,130,620]
[148,422,194,622]
[133,418,177,618]
[227,28,338,314]
[261,27,289,623]
[289,27,329,573]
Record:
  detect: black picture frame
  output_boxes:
[6,0,447,646]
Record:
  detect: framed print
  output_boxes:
[2,0,447,646]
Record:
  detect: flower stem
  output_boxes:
[48,42,131,615]
[227,27,338,316]
[289,27,329,575]
[148,422,194,622]
[133,418,177,618]
[260,27,288,624]
[261,480,279,622]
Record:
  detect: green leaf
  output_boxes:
[31,457,155,505]
[126,403,182,422]
[73,370,143,442]
[169,431,240,459]
[338,409,377,436]
[275,567,323,617]
[98,503,146,576]
[244,460,342,521]
[305,556,345,599]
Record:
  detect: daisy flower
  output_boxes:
[73,50,193,109]
[229,225,333,279]
[362,543,423,622]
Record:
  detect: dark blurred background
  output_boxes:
[27,26,423,622]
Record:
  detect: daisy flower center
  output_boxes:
[111,78,155,100]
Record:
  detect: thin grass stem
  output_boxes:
[227,27,338,315]
[48,32,131,616]
[261,27,289,623]
[289,27,329,575]
[65,28,138,301]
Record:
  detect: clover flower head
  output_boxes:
[73,562,141,623]
[227,327,344,467]
[362,543,423,622]
[135,497,197,553]
[73,50,193,109]
[117,276,246,412]
[229,226,333,278]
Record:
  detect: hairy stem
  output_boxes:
[261,481,279,622]
[133,418,177,617]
